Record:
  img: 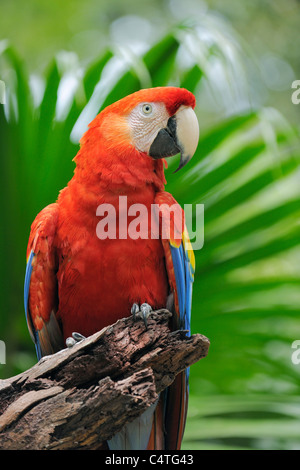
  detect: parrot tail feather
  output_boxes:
[107,401,158,450]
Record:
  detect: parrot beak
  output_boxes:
[149,106,199,172]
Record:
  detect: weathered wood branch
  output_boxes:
[0,310,209,450]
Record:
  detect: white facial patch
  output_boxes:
[128,102,170,154]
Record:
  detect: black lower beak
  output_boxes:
[149,115,192,172]
[149,116,180,159]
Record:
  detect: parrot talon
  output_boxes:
[131,302,140,321]
[66,337,76,348]
[140,303,153,329]
[66,332,86,348]
[72,332,86,342]
[131,302,153,328]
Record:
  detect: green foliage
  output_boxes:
[0,23,299,450]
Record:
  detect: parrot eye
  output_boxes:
[142,103,153,115]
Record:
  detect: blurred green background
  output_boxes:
[1,0,300,450]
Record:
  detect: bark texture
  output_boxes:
[0,310,209,450]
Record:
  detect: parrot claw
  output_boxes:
[131,302,140,321]
[66,332,86,348]
[131,302,152,328]
[140,303,152,328]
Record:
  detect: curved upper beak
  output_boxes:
[149,106,199,172]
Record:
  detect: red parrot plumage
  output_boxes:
[24,87,199,450]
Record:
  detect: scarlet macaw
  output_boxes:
[24,87,199,450]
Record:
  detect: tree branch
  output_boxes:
[0,309,209,450]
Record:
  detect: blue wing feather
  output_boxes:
[24,250,34,322]
[170,245,186,326]
[170,240,194,332]
[24,250,42,360]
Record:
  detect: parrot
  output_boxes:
[24,86,199,450]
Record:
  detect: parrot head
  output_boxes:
[77,87,199,188]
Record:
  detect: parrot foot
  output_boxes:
[66,332,86,348]
[131,302,153,328]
